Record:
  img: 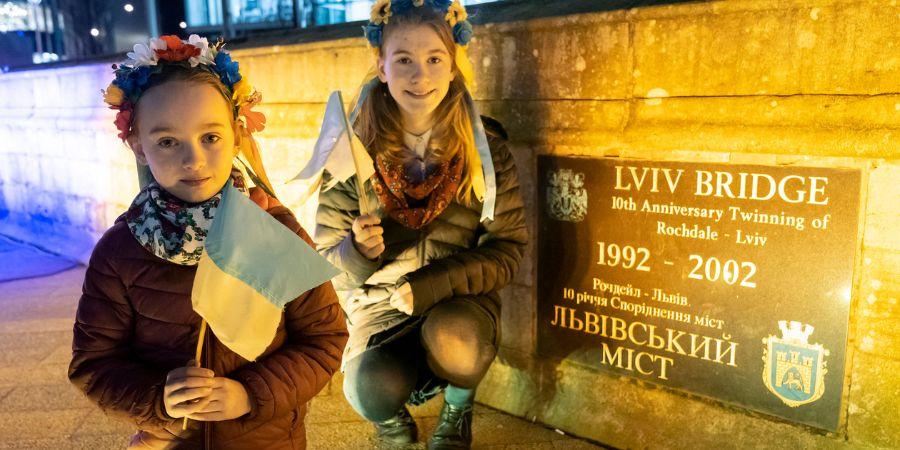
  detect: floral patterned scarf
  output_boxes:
[125,170,248,266]
[371,153,463,230]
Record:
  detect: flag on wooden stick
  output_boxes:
[291,91,375,213]
[191,180,341,361]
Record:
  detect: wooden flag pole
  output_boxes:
[182,318,207,430]
[338,91,370,216]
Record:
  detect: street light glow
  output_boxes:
[179,21,187,29]
[124,4,134,13]
[90,28,99,37]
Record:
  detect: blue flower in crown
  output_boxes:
[453,20,473,45]
[214,50,242,88]
[364,22,384,47]
[432,0,452,9]
[112,65,155,99]
[390,0,414,10]
[397,0,451,10]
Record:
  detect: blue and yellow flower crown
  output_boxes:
[364,0,474,47]
[102,34,264,142]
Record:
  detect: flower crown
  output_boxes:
[102,34,265,142]
[364,0,473,48]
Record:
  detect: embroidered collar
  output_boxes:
[125,169,248,265]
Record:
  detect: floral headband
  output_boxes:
[101,34,265,142]
[364,0,474,47]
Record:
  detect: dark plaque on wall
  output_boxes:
[536,156,861,431]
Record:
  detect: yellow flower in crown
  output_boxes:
[102,83,125,107]
[371,0,392,25]
[413,0,424,6]
[445,0,467,27]
[232,78,253,105]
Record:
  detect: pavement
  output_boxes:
[0,267,604,449]
[0,236,76,282]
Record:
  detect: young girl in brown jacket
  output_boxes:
[68,35,347,449]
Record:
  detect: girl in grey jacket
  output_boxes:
[314,2,527,449]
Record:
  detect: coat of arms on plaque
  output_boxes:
[547,169,587,222]
[762,321,829,407]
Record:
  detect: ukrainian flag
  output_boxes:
[191,180,341,361]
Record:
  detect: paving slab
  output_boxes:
[0,383,89,413]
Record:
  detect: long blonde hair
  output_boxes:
[353,7,480,205]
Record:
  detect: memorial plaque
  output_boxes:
[536,156,861,431]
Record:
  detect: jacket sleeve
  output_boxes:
[230,206,349,423]
[68,233,176,430]
[402,138,528,315]
[313,173,381,291]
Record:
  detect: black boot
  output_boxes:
[374,406,418,444]
[427,402,473,449]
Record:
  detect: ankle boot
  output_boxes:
[427,401,473,449]
[373,406,418,444]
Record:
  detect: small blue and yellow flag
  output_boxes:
[290,91,375,205]
[191,181,341,361]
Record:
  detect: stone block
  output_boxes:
[477,350,538,418]
[632,1,900,96]
[853,247,900,360]
[476,19,630,100]
[234,41,373,104]
[500,283,535,353]
[55,64,111,108]
[0,73,36,109]
[479,355,844,449]
[478,99,629,146]
[795,1,900,95]
[847,352,900,448]
[626,96,899,158]
[863,163,900,249]
[508,142,536,288]
[64,160,98,199]
[254,103,325,139]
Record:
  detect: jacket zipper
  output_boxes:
[417,229,426,268]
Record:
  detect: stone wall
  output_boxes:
[0,0,896,447]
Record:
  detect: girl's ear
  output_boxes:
[233,121,244,157]
[377,56,388,83]
[127,135,148,165]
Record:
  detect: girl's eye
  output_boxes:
[202,134,221,144]
[158,138,177,148]
[428,56,442,64]
[397,57,412,64]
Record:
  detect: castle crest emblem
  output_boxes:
[762,321,829,407]
[547,169,587,222]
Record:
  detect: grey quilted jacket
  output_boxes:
[314,119,527,365]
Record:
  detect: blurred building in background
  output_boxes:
[0,0,500,70]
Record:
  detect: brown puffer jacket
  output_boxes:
[68,189,348,449]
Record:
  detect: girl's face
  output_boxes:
[129,81,238,203]
[378,24,455,134]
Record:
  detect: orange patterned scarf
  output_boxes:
[372,154,463,230]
